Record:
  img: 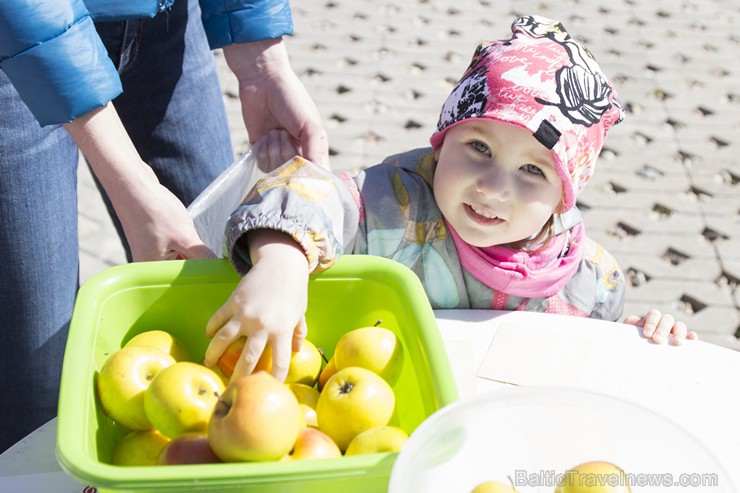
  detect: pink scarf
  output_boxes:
[448,221,585,298]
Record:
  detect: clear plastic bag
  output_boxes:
[187,147,267,257]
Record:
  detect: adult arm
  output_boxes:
[199,0,329,167]
[65,103,215,261]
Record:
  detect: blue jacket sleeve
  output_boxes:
[0,0,122,126]
[199,0,293,49]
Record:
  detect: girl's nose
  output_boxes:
[475,166,509,201]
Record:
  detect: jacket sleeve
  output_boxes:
[581,238,626,321]
[199,0,293,49]
[225,156,360,276]
[0,0,122,126]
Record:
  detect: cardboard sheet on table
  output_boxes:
[476,322,593,386]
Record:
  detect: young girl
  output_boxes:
[204,15,697,381]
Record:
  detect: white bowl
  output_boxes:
[389,387,735,493]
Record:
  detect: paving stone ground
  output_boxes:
[78,0,740,349]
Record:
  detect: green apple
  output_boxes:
[97,346,176,430]
[316,366,395,451]
[207,371,303,462]
[124,330,190,362]
[344,425,408,455]
[157,432,221,465]
[287,383,320,428]
[470,480,518,492]
[334,325,404,384]
[112,429,170,466]
[555,461,632,492]
[283,427,341,461]
[144,361,224,438]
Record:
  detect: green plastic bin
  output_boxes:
[56,255,458,492]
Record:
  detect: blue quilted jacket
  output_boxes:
[0,0,292,126]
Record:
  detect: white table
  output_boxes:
[2,310,739,491]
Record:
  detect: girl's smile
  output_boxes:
[464,203,505,226]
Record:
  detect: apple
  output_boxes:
[284,427,341,461]
[124,330,190,362]
[334,324,404,384]
[285,339,323,386]
[287,383,320,428]
[215,336,247,378]
[344,425,408,456]
[97,346,176,430]
[470,480,518,493]
[157,432,221,465]
[112,429,170,466]
[207,371,303,462]
[555,461,632,493]
[216,338,322,387]
[144,361,225,438]
[317,356,337,392]
[316,366,395,451]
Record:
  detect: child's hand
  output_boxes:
[623,309,699,345]
[203,230,309,382]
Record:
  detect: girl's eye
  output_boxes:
[471,140,490,155]
[523,163,544,177]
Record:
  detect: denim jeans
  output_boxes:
[0,0,232,452]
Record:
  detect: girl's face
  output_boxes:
[433,120,564,248]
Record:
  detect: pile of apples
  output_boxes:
[471,461,632,492]
[95,322,408,466]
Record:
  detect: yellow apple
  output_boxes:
[555,461,632,493]
[112,429,170,466]
[334,325,404,384]
[317,356,337,392]
[216,338,322,386]
[344,425,408,456]
[124,330,190,362]
[287,383,319,428]
[97,346,176,430]
[470,480,518,492]
[207,371,303,462]
[284,427,341,461]
[316,366,395,451]
[286,339,323,386]
[144,361,225,438]
[157,432,221,465]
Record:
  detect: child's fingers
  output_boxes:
[206,302,233,338]
[650,313,676,344]
[687,330,699,341]
[640,308,662,339]
[269,332,294,382]
[203,319,241,367]
[232,331,269,381]
[622,314,644,326]
[669,320,689,345]
[292,317,307,353]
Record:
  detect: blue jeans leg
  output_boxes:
[0,72,80,453]
[0,0,232,452]
[94,0,234,258]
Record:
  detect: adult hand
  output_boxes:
[222,38,330,169]
[65,103,215,261]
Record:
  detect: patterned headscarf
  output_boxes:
[430,15,624,212]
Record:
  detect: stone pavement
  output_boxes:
[78,0,740,349]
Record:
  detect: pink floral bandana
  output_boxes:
[430,15,624,211]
